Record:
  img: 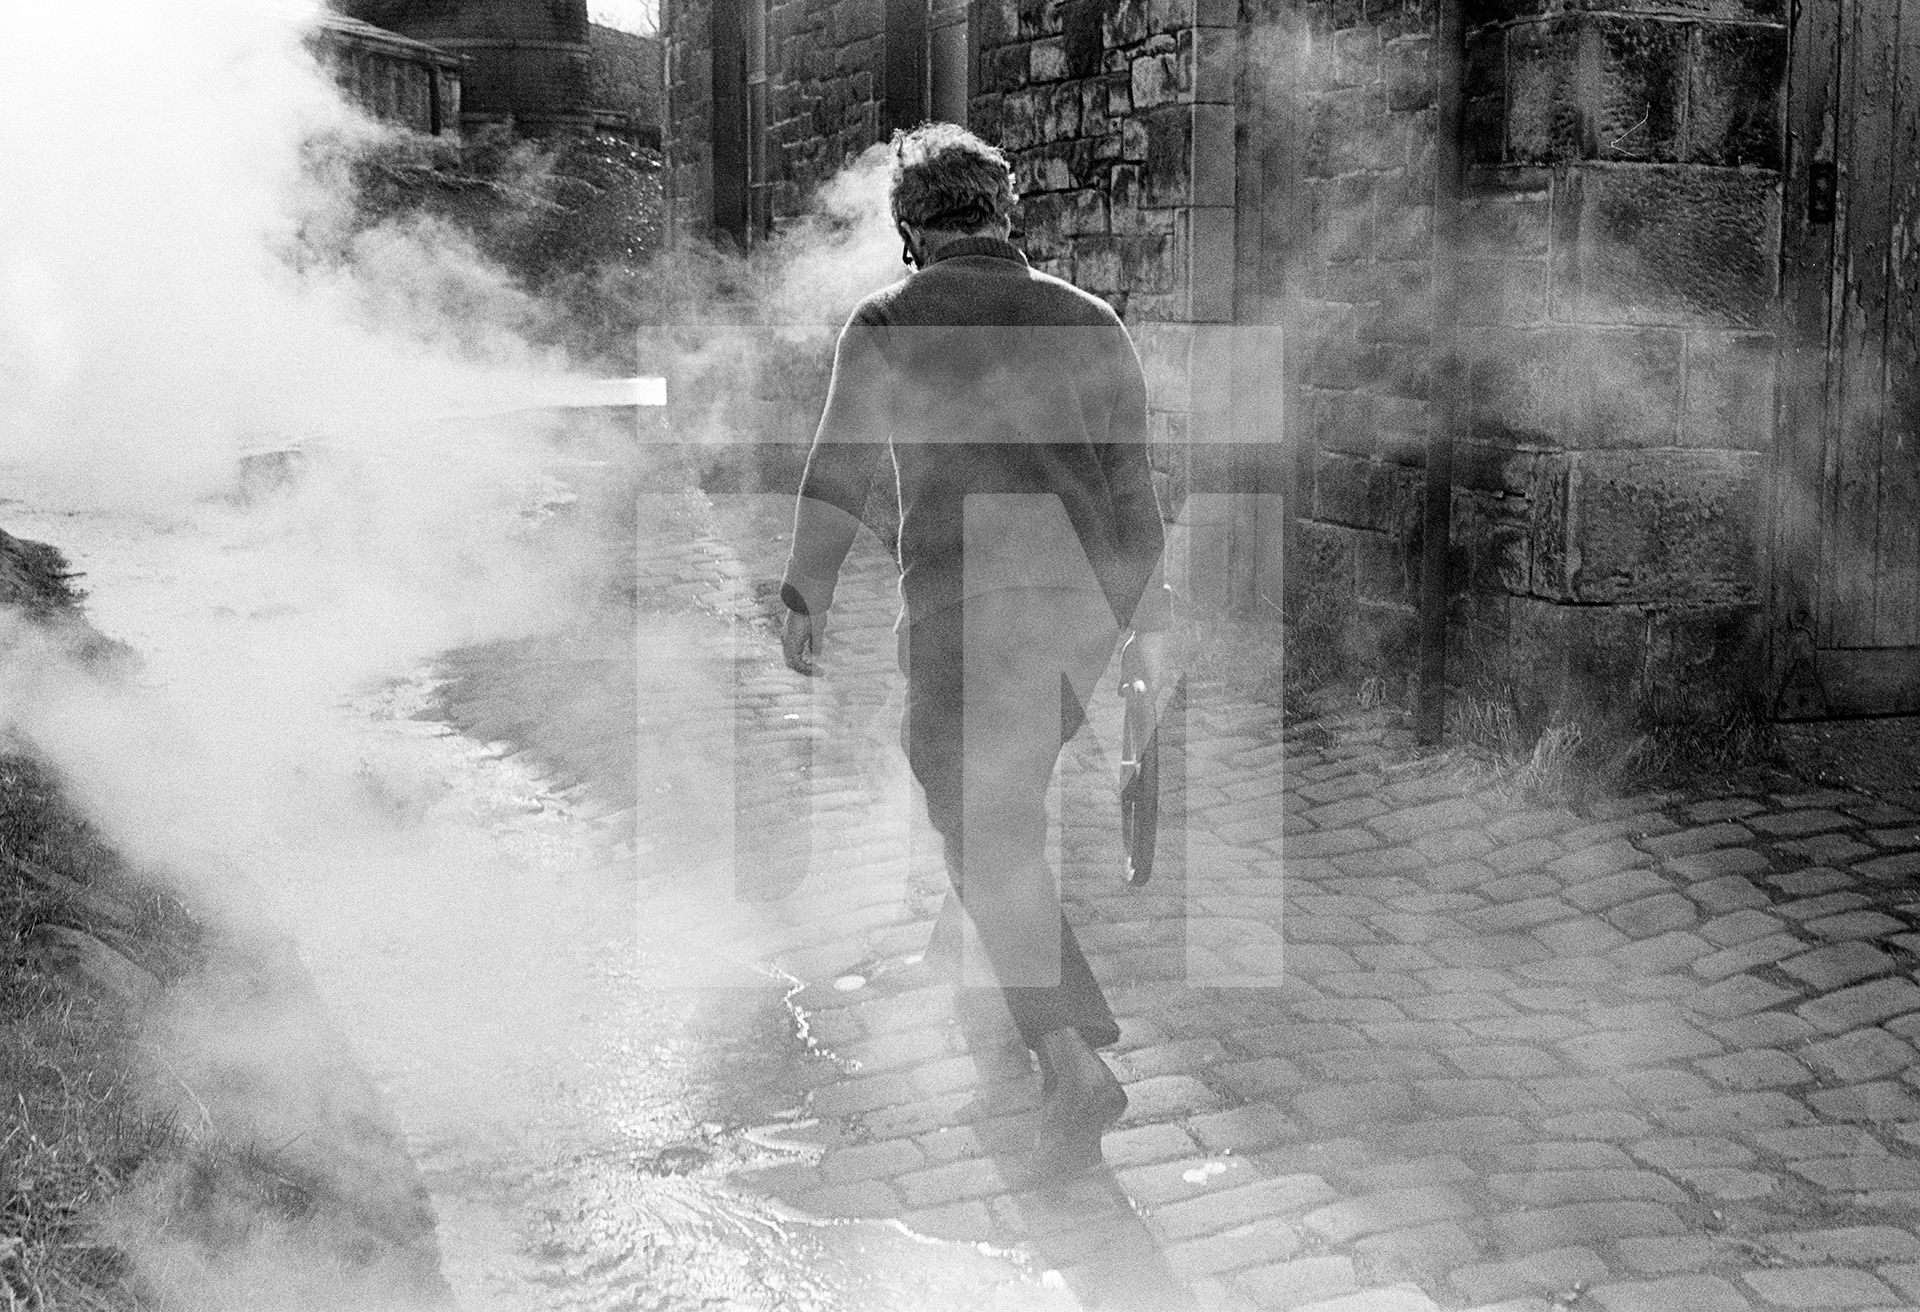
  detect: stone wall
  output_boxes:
[766,0,889,215]
[1263,0,1440,668]
[338,0,597,133]
[966,0,1241,583]
[666,0,892,241]
[665,0,719,238]
[313,13,464,138]
[1444,0,1783,721]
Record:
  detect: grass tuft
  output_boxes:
[1,752,202,1312]
[1448,681,1778,809]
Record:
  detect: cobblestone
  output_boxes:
[1587,1275,1753,1311]
[1739,1266,1899,1307]
[1451,1246,1609,1304]
[1236,1254,1356,1305]
[601,495,1920,1312]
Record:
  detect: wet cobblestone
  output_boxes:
[590,490,1920,1311]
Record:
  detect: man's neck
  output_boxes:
[920,227,1010,262]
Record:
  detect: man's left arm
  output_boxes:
[1094,326,1174,698]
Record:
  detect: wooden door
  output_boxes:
[1776,0,1920,717]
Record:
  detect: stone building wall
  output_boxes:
[312,13,464,138]
[663,0,1791,722]
[766,0,889,214]
[338,0,597,133]
[1442,0,1784,721]
[665,0,891,242]
[1268,0,1786,722]
[665,0,719,237]
[1264,0,1443,669]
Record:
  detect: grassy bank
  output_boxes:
[0,529,449,1310]
[1,528,185,1308]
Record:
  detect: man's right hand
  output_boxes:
[782,607,828,675]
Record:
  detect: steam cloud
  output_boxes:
[0,0,937,1307]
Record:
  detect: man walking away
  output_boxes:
[779,123,1170,1178]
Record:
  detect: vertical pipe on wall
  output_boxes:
[711,0,750,244]
[1416,0,1466,744]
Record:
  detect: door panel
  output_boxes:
[1776,0,1920,716]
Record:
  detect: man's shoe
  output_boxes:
[1031,1027,1127,1179]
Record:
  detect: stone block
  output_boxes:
[1464,183,1553,261]
[1356,527,1421,607]
[1683,332,1775,450]
[1016,0,1057,37]
[1566,328,1684,448]
[1315,452,1397,531]
[1467,327,1568,445]
[1060,0,1103,78]
[1355,263,1435,345]
[1305,87,1394,176]
[1739,1267,1898,1308]
[1189,1101,1301,1153]
[1140,105,1206,206]
[1304,1185,1475,1244]
[1191,26,1238,105]
[1609,893,1698,938]
[1029,35,1069,81]
[1759,1228,1920,1264]
[1594,16,1687,162]
[1797,978,1920,1034]
[1488,1201,1685,1257]
[1132,49,1183,109]
[1464,29,1507,162]
[1170,1227,1308,1283]
[1122,231,1175,293]
[1239,1256,1358,1306]
[1587,1275,1753,1312]
[1152,1174,1340,1241]
[1691,933,1804,982]
[1307,388,1376,458]
[1385,35,1433,111]
[1355,1220,1482,1282]
[1506,19,1580,162]
[1780,942,1897,991]
[1560,1020,1720,1070]
[1181,203,1235,319]
[1103,0,1148,45]
[1378,199,1436,264]
[1451,490,1534,596]
[1688,23,1785,168]
[1802,1028,1917,1083]
[1560,450,1765,606]
[1806,1081,1920,1123]
[1331,26,1380,88]
[1452,1247,1610,1305]
[1549,165,1780,329]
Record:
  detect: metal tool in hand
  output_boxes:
[1119,677,1161,886]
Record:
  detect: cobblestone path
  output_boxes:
[553,487,1920,1312]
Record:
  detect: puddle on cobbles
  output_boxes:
[354,675,1082,1312]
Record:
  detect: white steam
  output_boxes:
[0,0,928,1305]
[0,0,575,510]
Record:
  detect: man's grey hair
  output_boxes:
[888,123,1018,232]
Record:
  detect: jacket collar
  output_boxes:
[927,235,1029,267]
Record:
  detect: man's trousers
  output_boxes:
[900,587,1123,1051]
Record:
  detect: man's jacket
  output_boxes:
[781,236,1172,632]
